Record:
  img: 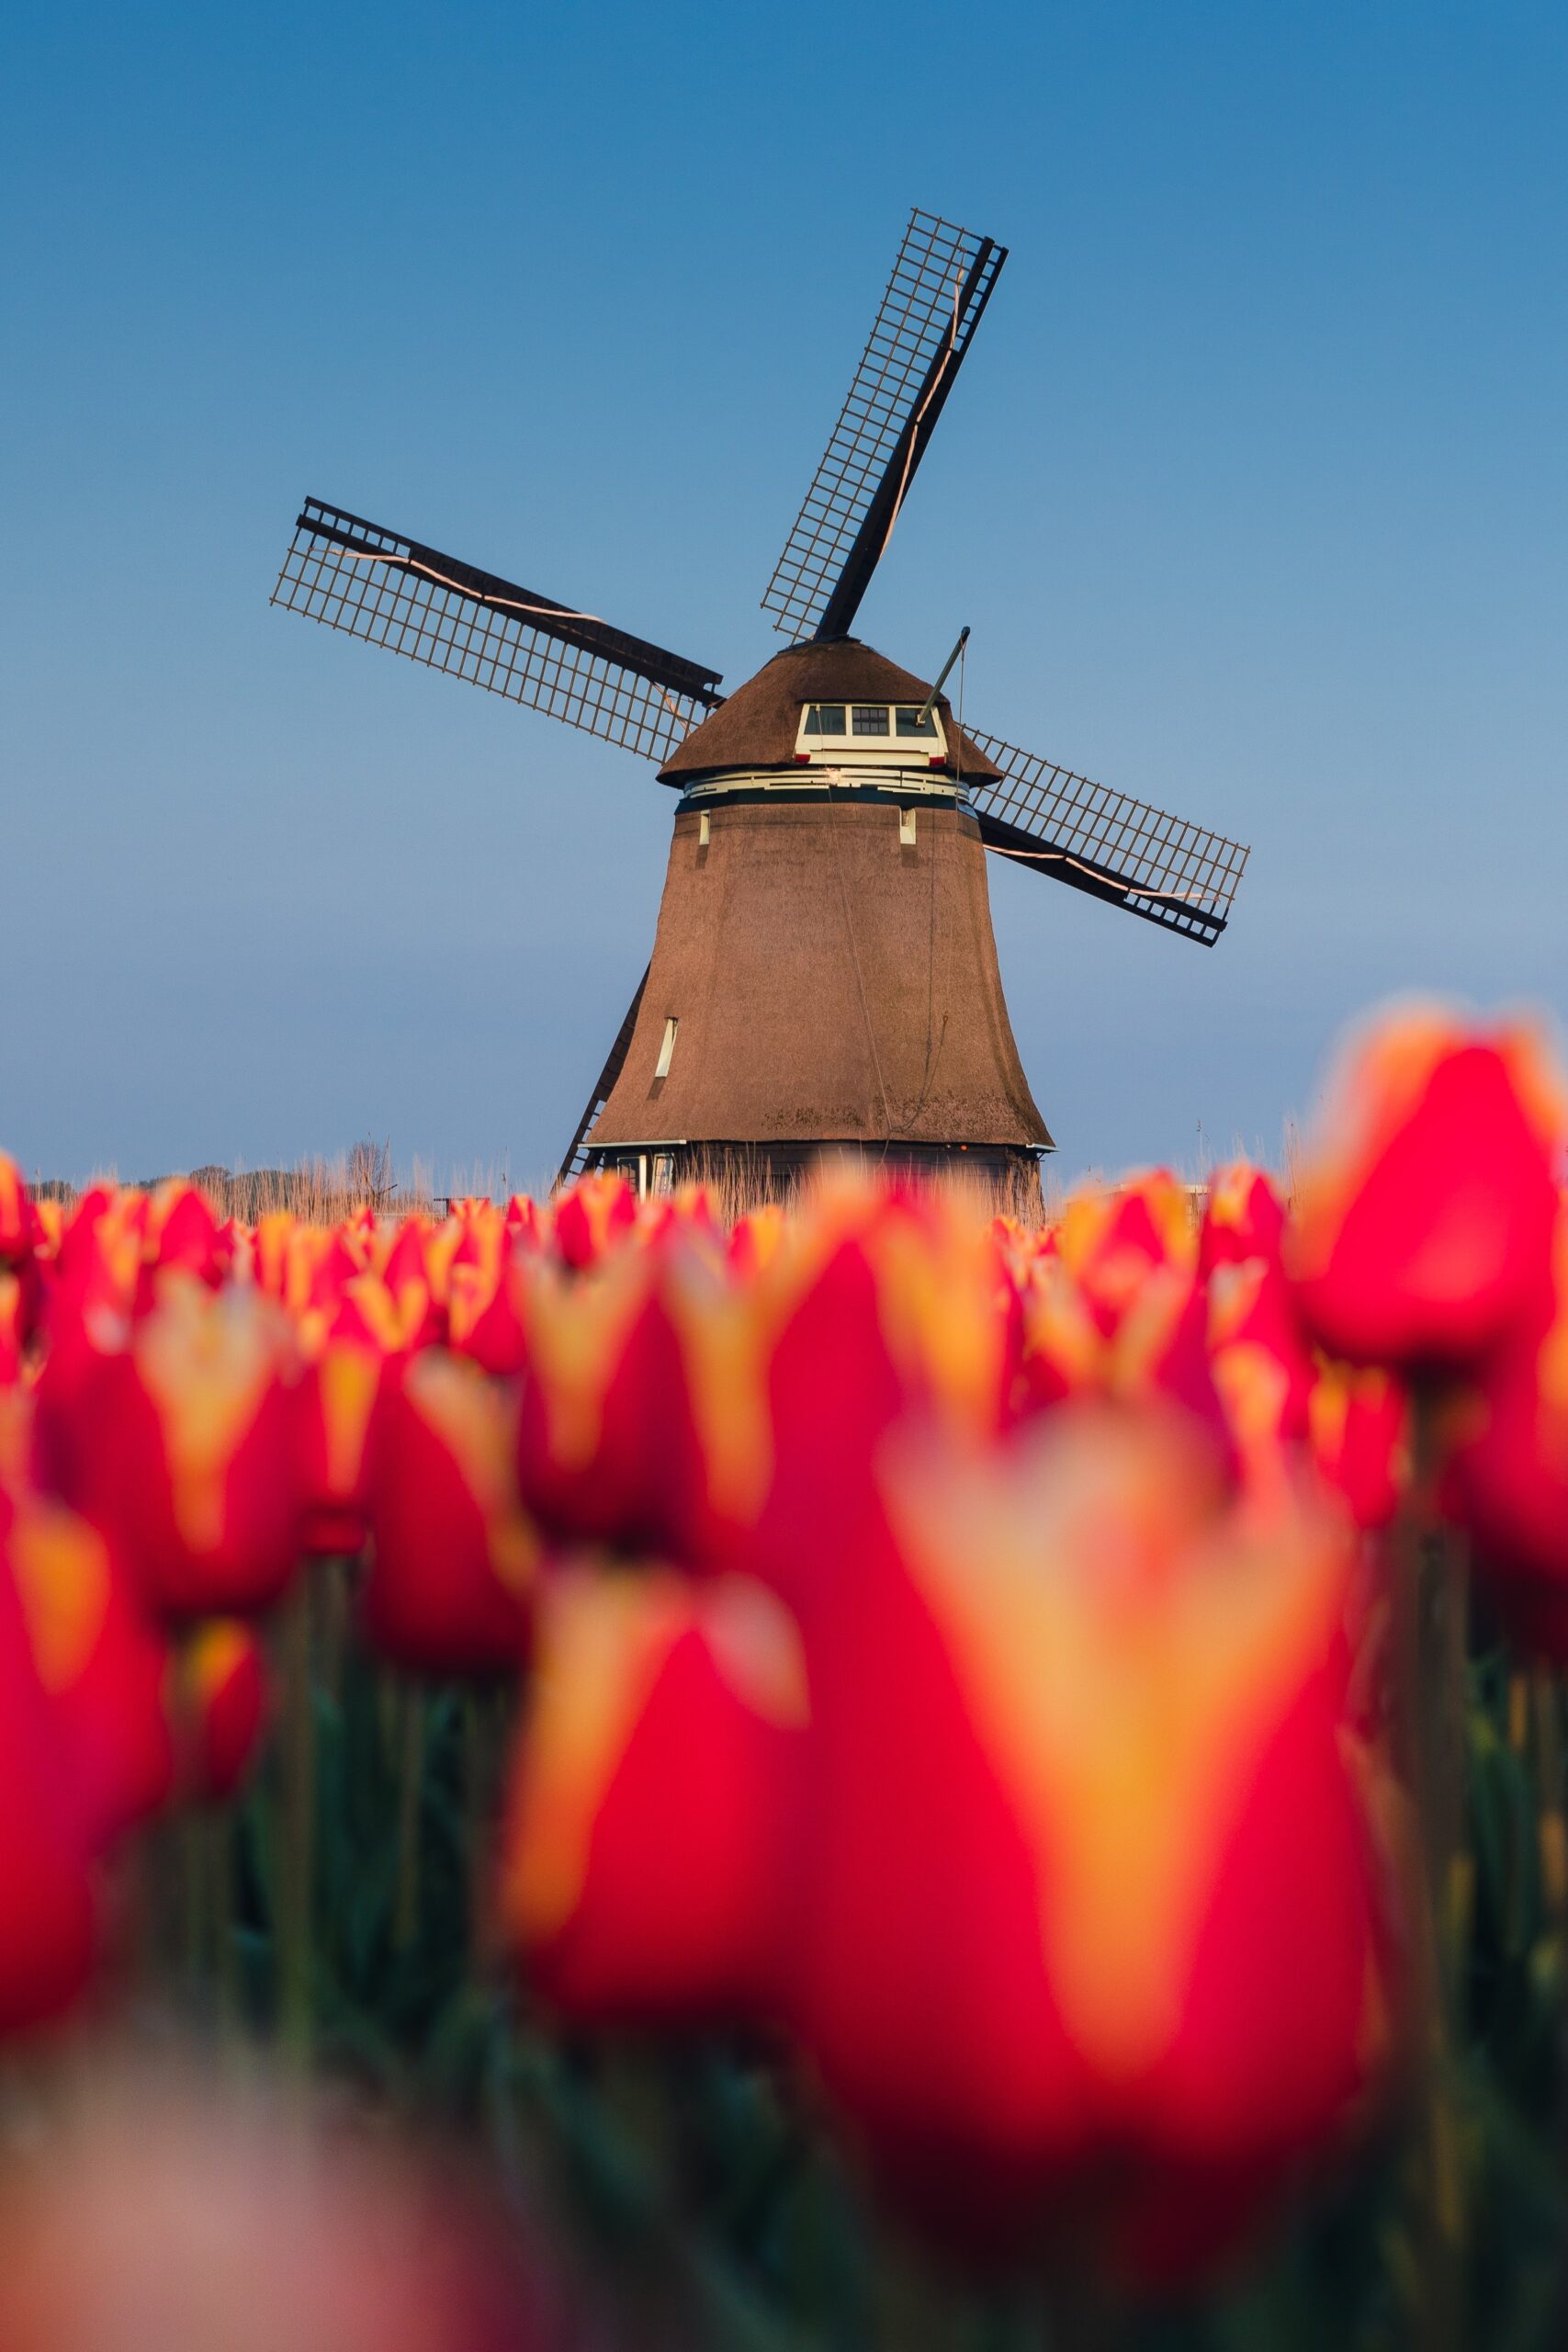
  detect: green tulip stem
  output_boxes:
[277,1577,316,2066]
[394,1681,425,1953]
[1394,1379,1470,2352]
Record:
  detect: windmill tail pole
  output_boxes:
[918,626,970,729]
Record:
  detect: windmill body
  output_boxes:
[583,639,1051,1191]
[272,209,1250,1193]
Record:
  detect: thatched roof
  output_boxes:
[659,639,1003,786]
[589,797,1052,1152]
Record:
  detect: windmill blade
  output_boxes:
[273,499,723,765]
[762,209,1007,645]
[966,730,1249,946]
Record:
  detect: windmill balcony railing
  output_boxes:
[674,765,971,803]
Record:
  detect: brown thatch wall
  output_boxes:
[659,639,1001,786]
[589,797,1052,1151]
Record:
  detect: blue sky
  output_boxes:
[4,1,1565,1189]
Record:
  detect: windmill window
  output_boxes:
[852,704,890,736]
[805,703,846,734]
[654,1017,679,1080]
[896,706,937,737]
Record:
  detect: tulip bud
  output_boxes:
[501,1565,807,2020]
[1447,1204,1568,1652]
[145,1182,230,1289]
[292,1334,386,1557]
[1198,1164,1286,1275]
[6,1492,173,1845]
[785,1407,1390,2256]
[169,1620,270,1801]
[1290,1007,1566,1373]
[0,1154,33,1266]
[1308,1362,1409,1533]
[551,1171,638,1271]
[448,1254,529,1377]
[364,1351,538,1675]
[0,1274,23,1387]
[0,1520,98,2030]
[62,1279,302,1621]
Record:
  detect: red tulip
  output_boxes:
[1020,1247,1229,1457]
[1198,1164,1286,1276]
[448,1253,529,1376]
[144,1181,231,1291]
[515,1248,772,1566]
[1055,1171,1196,1339]
[58,1278,303,1621]
[364,1351,538,1675]
[1289,1008,1566,1373]
[169,1620,270,1801]
[292,1332,387,1557]
[0,1507,98,2030]
[1446,1204,1568,1651]
[0,1154,33,1266]
[551,1170,638,1271]
[0,1274,23,1386]
[6,1490,173,1845]
[1307,1363,1409,1533]
[501,1565,807,2021]
[786,1407,1389,2260]
[1207,1256,1317,1476]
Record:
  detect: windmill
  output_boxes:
[272,209,1249,1196]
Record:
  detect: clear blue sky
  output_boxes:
[5,1,1565,1190]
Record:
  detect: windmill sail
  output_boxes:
[762,210,1007,645]
[966,730,1249,945]
[273,499,723,764]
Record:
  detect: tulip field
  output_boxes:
[6,1005,1568,2346]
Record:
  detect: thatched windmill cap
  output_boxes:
[658,638,1003,785]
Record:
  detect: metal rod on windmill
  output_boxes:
[918,628,970,730]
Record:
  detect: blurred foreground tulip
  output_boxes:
[6,1492,172,1845]
[293,1328,388,1557]
[365,1351,538,1674]
[551,1170,638,1271]
[1448,1202,1568,1654]
[169,1619,270,1802]
[0,1154,33,1265]
[0,1519,98,2030]
[1199,1162,1286,1275]
[502,1565,807,2021]
[0,2073,547,2352]
[1309,1363,1409,1532]
[788,1408,1391,2265]
[1290,1007,1566,1373]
